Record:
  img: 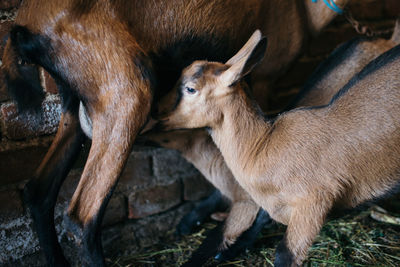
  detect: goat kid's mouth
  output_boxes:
[144,118,174,133]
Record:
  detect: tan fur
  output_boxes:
[160,31,400,266]
[144,129,259,246]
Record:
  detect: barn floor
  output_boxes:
[109,202,400,267]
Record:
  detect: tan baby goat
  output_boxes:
[157,30,400,266]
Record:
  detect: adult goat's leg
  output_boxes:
[66,94,151,266]
[23,100,85,267]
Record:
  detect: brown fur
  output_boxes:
[160,30,400,266]
[294,20,400,108]
[2,0,349,265]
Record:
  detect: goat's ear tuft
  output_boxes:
[221,30,267,87]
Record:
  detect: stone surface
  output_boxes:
[103,203,193,257]
[182,173,214,201]
[0,141,51,186]
[102,194,127,227]
[128,181,181,219]
[152,148,199,185]
[0,189,23,223]
[118,152,154,192]
[2,203,193,267]
[1,96,61,140]
[0,0,21,10]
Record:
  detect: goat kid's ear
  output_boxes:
[221,30,267,87]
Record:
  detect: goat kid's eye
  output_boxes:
[185,87,197,95]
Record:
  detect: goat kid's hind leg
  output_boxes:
[274,202,329,267]
[66,97,150,266]
[24,105,85,267]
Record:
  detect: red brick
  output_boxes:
[183,173,214,201]
[384,0,400,17]
[0,141,51,186]
[41,69,58,94]
[119,153,154,191]
[0,189,23,223]
[57,169,82,203]
[103,194,127,226]
[0,0,21,9]
[128,181,181,219]
[152,148,198,184]
[1,96,61,140]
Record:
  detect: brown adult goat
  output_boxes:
[158,30,400,266]
[1,0,348,266]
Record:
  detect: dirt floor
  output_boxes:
[109,201,400,267]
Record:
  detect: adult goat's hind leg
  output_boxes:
[23,103,85,267]
[66,94,151,266]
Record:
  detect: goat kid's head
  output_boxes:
[158,30,267,130]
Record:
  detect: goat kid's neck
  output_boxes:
[210,88,272,179]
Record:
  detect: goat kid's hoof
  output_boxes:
[176,215,202,236]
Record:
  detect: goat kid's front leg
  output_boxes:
[220,200,260,249]
[274,201,329,267]
[215,208,271,262]
[24,106,85,267]
[176,189,226,236]
[65,96,151,266]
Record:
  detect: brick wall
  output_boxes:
[0,0,399,266]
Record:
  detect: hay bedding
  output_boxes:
[108,205,400,267]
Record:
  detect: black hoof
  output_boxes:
[176,212,203,236]
[214,209,272,262]
[274,237,294,267]
[176,190,223,236]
